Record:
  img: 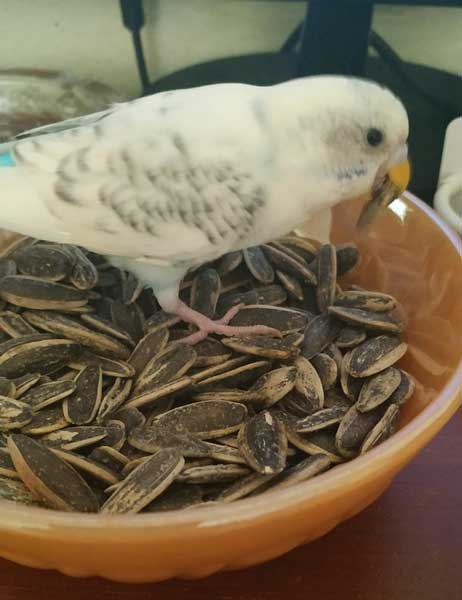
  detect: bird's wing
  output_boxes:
[11,86,271,266]
[13,108,115,140]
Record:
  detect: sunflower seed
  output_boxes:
[334,290,396,313]
[311,353,338,390]
[212,472,275,503]
[20,379,76,411]
[221,335,299,360]
[295,406,348,433]
[154,401,247,439]
[110,300,144,343]
[134,344,196,394]
[120,271,144,304]
[0,397,33,429]
[216,289,259,316]
[279,391,318,416]
[0,311,38,337]
[360,404,400,454]
[214,251,243,276]
[104,481,122,495]
[101,448,184,514]
[128,328,170,375]
[0,377,16,398]
[190,268,221,318]
[230,304,309,333]
[269,241,308,264]
[266,454,331,492]
[279,236,318,262]
[199,441,247,465]
[144,399,175,426]
[128,425,211,456]
[0,451,19,478]
[64,246,99,290]
[217,285,287,317]
[144,483,204,512]
[324,343,343,371]
[189,355,246,383]
[0,235,35,259]
[8,434,99,512]
[97,378,133,420]
[238,411,287,475]
[335,243,360,277]
[0,336,81,378]
[51,448,120,486]
[112,407,146,433]
[357,367,401,412]
[81,313,135,346]
[192,388,252,403]
[302,312,342,359]
[23,310,130,359]
[126,376,192,410]
[280,419,344,464]
[328,306,404,334]
[336,326,367,348]
[215,435,239,449]
[144,310,181,333]
[324,388,351,410]
[340,352,363,401]
[217,265,252,294]
[335,404,388,458]
[389,370,415,406]
[63,365,102,425]
[249,366,297,408]
[262,244,317,285]
[276,270,304,301]
[41,426,108,451]
[177,464,250,485]
[88,446,129,472]
[0,276,89,310]
[243,246,275,284]
[13,244,73,281]
[69,351,134,378]
[104,420,126,450]
[349,336,408,378]
[21,407,68,435]
[0,258,17,279]
[0,476,39,505]
[194,359,271,389]
[294,356,324,410]
[191,338,232,368]
[316,244,337,312]
[13,372,41,397]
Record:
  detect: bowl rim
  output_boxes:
[0,192,461,531]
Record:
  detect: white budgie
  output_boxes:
[0,76,408,343]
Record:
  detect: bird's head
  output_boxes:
[282,76,410,227]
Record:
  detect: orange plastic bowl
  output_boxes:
[0,192,460,582]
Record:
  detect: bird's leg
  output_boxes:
[172,300,281,345]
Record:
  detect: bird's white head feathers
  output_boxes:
[268,76,409,205]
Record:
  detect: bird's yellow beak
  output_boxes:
[357,159,411,229]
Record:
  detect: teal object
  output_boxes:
[0,152,15,167]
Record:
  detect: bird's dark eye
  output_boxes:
[366,128,384,147]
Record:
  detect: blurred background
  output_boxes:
[0,0,461,210]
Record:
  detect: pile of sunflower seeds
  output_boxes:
[0,236,415,513]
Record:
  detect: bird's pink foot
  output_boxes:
[172,301,280,345]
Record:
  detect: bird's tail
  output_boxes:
[0,156,69,243]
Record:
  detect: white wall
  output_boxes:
[0,0,460,99]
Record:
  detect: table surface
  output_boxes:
[0,412,460,600]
